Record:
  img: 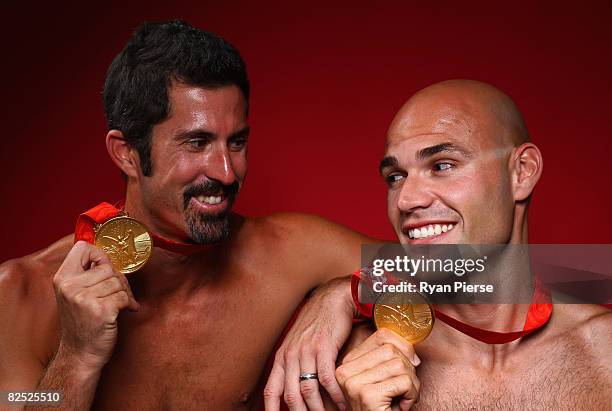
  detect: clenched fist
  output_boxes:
[336,328,421,411]
[52,240,140,371]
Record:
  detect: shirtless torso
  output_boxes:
[335,301,611,411]
[412,303,611,410]
[0,213,370,410]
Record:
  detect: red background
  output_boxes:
[2,1,611,262]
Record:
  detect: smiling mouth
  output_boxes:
[406,223,455,240]
[183,179,239,211]
[194,194,224,205]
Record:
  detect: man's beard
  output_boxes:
[182,180,239,245]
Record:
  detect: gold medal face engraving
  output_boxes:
[374,292,434,345]
[94,216,152,274]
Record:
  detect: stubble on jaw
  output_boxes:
[182,179,239,244]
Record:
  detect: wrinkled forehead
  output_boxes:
[385,103,498,158]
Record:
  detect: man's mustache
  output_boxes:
[183,180,239,210]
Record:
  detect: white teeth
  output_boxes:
[407,223,455,239]
[195,195,223,205]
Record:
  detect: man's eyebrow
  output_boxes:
[379,156,399,175]
[174,125,250,140]
[416,142,473,160]
[229,126,250,139]
[174,128,216,140]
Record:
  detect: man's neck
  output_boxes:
[128,247,221,302]
[123,194,190,244]
[428,302,533,368]
[120,193,234,302]
[441,241,535,318]
[429,240,538,358]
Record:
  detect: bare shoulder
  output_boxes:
[0,233,73,323]
[258,212,376,247]
[0,234,74,295]
[551,304,612,375]
[569,304,612,354]
[552,304,611,340]
[0,235,72,388]
[569,305,612,398]
[241,212,378,285]
[256,211,376,255]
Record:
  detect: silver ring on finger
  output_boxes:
[299,372,318,382]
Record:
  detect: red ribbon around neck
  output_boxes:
[74,201,209,255]
[351,270,553,345]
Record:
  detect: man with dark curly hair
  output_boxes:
[0,20,372,410]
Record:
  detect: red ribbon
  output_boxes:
[351,270,553,345]
[352,273,374,318]
[75,201,209,256]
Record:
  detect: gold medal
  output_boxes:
[94,215,152,274]
[374,291,435,345]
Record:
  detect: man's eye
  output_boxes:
[188,139,206,148]
[385,174,404,186]
[229,139,247,151]
[433,162,453,171]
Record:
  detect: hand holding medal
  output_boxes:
[52,240,140,373]
[340,271,425,410]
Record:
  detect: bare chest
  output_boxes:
[414,342,610,410]
[91,284,297,410]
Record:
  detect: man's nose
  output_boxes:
[396,175,435,212]
[205,147,236,186]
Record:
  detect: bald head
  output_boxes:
[388,80,529,149]
[383,79,542,246]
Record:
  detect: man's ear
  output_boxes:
[510,143,543,202]
[106,130,141,178]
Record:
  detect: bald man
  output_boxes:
[269,80,612,410]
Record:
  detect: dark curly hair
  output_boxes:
[103,19,250,176]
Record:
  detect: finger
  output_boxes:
[316,349,347,410]
[370,374,418,404]
[263,359,285,411]
[105,290,132,314]
[85,276,125,298]
[343,328,420,366]
[74,264,118,288]
[345,356,415,389]
[88,274,140,312]
[337,344,412,384]
[117,274,140,311]
[401,368,421,406]
[95,290,132,325]
[283,349,307,411]
[299,349,325,411]
[341,329,382,363]
[61,241,112,275]
[343,328,418,365]
[56,265,117,295]
[399,397,417,411]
